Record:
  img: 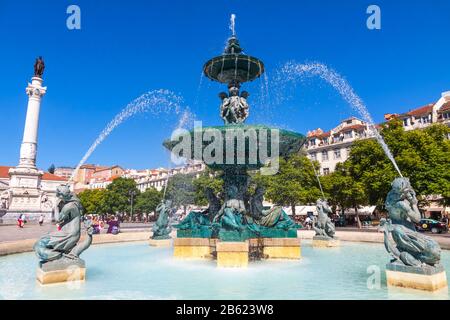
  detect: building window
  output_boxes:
[422,116,430,124]
[334,149,341,159]
[403,118,409,126]
[310,152,317,161]
[443,112,450,120]
[344,131,352,139]
[323,168,330,175]
[321,151,328,161]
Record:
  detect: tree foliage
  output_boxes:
[259,154,322,214]
[193,169,223,206]
[78,189,109,215]
[165,173,196,211]
[134,187,162,214]
[105,177,140,214]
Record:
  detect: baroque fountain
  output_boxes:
[163,23,305,267]
[0,15,448,299]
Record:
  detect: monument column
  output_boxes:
[18,76,47,169]
[18,58,47,169]
[6,57,47,215]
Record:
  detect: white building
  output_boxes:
[305,91,450,174]
[304,117,374,174]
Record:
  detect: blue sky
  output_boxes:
[1,0,449,170]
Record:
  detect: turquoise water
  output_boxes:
[0,240,449,300]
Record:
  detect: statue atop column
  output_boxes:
[34,56,45,78]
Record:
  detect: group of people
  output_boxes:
[84,215,120,235]
[17,213,45,228]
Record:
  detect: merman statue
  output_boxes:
[151,199,173,240]
[248,185,298,230]
[213,185,246,231]
[34,185,93,268]
[381,177,441,267]
[313,199,336,239]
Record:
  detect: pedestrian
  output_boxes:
[38,214,44,226]
[17,213,26,228]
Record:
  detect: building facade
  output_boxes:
[305,91,450,174]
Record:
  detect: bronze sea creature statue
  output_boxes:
[34,185,93,269]
[381,177,441,268]
[151,199,173,239]
[248,185,298,230]
[313,199,336,239]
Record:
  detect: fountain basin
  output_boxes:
[163,124,305,171]
[1,241,449,299]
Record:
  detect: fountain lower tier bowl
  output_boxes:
[203,54,264,84]
[163,124,305,171]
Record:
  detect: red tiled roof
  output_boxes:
[0,166,67,181]
[0,166,10,179]
[42,172,67,181]
[337,124,366,133]
[407,104,434,117]
[438,101,450,113]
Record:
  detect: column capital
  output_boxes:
[26,77,47,98]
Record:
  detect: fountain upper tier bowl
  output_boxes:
[163,124,305,171]
[203,36,264,84]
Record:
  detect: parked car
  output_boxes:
[415,219,448,234]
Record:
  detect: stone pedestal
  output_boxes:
[149,238,172,247]
[36,258,86,285]
[312,235,340,248]
[173,237,213,259]
[386,263,448,292]
[216,241,249,268]
[262,238,301,259]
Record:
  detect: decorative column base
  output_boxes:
[386,263,448,292]
[36,259,86,285]
[312,236,340,248]
[173,237,213,259]
[262,238,301,259]
[216,241,249,268]
[149,238,172,247]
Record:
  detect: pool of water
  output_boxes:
[0,240,449,300]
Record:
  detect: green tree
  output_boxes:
[321,162,368,228]
[193,169,223,206]
[105,177,140,216]
[135,187,162,217]
[345,121,450,208]
[261,154,322,216]
[165,173,196,213]
[78,189,109,215]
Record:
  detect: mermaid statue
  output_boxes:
[313,199,336,239]
[34,185,93,270]
[381,177,442,269]
[151,199,173,240]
